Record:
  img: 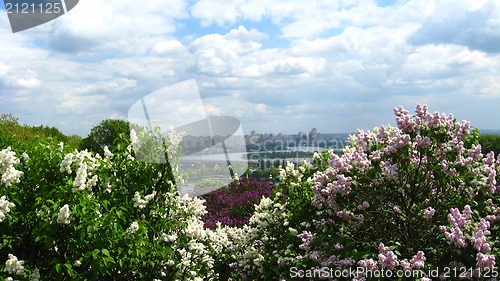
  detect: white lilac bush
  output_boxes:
[226,105,499,280]
[0,127,233,280]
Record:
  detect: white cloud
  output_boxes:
[152,40,189,57]
[75,78,137,95]
[48,0,188,54]
[205,104,223,115]
[408,0,500,53]
[189,25,267,75]
[0,63,9,76]
[254,103,267,113]
[16,78,41,88]
[1,0,500,137]
[57,94,107,115]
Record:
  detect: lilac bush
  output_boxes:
[201,178,277,228]
[1,105,499,280]
[226,104,499,280]
[0,127,233,280]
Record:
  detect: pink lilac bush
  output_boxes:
[239,104,500,280]
[302,104,500,279]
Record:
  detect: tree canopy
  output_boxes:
[0,113,80,149]
[479,134,500,156]
[79,119,131,155]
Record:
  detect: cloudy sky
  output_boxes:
[1,0,500,137]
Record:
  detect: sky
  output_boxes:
[1,0,500,137]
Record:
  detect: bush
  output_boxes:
[226,104,500,280]
[201,178,277,229]
[0,127,232,280]
[1,105,499,280]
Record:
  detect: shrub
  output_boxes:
[201,178,277,229]
[227,105,500,280]
[0,127,232,280]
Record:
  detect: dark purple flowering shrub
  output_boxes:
[201,178,277,228]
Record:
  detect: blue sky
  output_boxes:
[1,0,500,137]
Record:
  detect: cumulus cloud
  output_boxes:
[408,0,500,53]
[48,0,188,54]
[189,25,267,75]
[1,0,500,136]
[152,40,189,57]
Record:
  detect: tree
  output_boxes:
[0,113,73,149]
[80,119,131,155]
[479,134,500,156]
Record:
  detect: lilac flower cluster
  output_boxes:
[439,205,472,248]
[440,204,498,270]
[201,178,277,228]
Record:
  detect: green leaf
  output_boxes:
[55,263,62,274]
[102,249,110,256]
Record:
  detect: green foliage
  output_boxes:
[480,134,500,156]
[79,119,131,156]
[0,113,74,150]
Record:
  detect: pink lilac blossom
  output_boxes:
[400,259,411,272]
[424,207,436,219]
[468,144,483,162]
[415,135,431,148]
[441,206,474,248]
[448,206,472,227]
[378,243,399,270]
[470,219,491,253]
[385,131,412,154]
[394,106,418,132]
[380,161,399,180]
[410,251,426,269]
[358,259,378,271]
[375,125,390,142]
[336,210,356,221]
[356,129,374,151]
[476,253,495,269]
[297,231,313,250]
[444,226,467,248]
[357,201,370,211]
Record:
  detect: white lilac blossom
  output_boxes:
[57,204,70,225]
[60,150,101,192]
[133,191,157,209]
[126,222,139,235]
[103,146,113,159]
[30,267,40,281]
[0,147,24,187]
[4,254,26,277]
[130,129,138,145]
[0,195,15,222]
